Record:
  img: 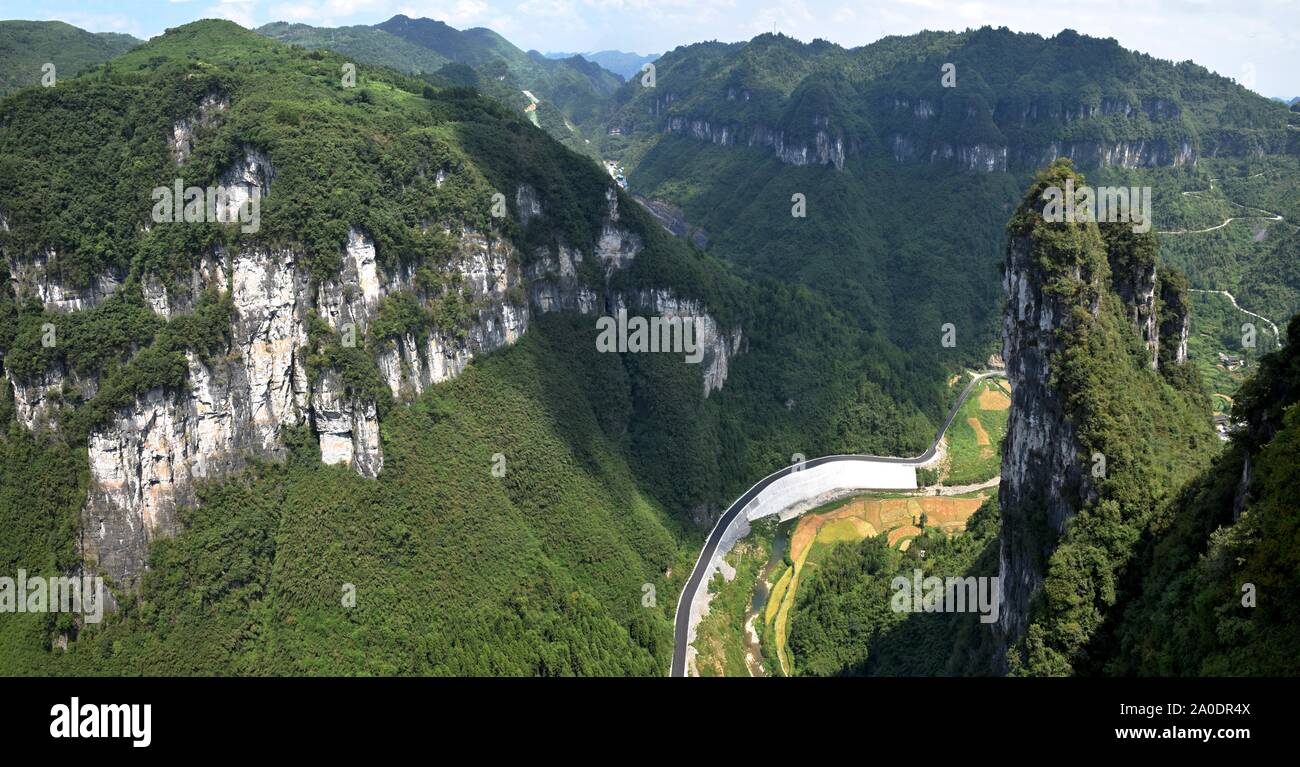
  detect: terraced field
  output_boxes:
[761,492,989,674]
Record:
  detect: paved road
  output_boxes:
[1189,288,1281,340]
[669,370,1004,677]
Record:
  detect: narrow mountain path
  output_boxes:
[1189,288,1281,339]
[1159,176,1287,235]
[1162,173,1286,341]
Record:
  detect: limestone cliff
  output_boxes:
[995,230,1099,652]
[993,160,1195,669]
[5,152,743,589]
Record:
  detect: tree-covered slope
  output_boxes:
[0,20,141,95]
[255,21,452,75]
[0,20,942,676]
[1112,313,1300,676]
[776,160,1298,678]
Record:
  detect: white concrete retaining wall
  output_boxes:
[684,458,917,675]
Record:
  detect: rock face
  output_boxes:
[1159,279,1191,366]
[525,190,742,397]
[169,93,228,165]
[612,289,743,396]
[371,227,529,399]
[7,162,743,588]
[664,116,850,170]
[1109,251,1160,368]
[7,247,123,313]
[994,234,1098,656]
[994,179,1190,667]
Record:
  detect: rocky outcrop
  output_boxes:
[1109,253,1160,368]
[169,93,228,165]
[994,233,1098,659]
[613,289,742,396]
[7,247,123,313]
[631,195,709,249]
[12,365,68,430]
[1012,139,1195,171]
[525,190,743,397]
[891,134,1196,173]
[34,175,743,588]
[664,116,850,170]
[370,225,528,399]
[312,369,382,478]
[1158,278,1191,366]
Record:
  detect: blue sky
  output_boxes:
[2,0,1296,97]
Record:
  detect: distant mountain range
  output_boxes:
[254,15,620,156]
[543,50,659,80]
[0,20,141,94]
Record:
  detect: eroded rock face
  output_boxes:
[994,235,1096,661]
[613,289,743,397]
[664,116,850,170]
[312,369,382,478]
[1111,257,1160,368]
[81,248,312,584]
[11,160,742,590]
[374,227,529,399]
[7,248,123,313]
[169,93,228,165]
[524,190,743,397]
[11,365,68,431]
[1159,279,1191,366]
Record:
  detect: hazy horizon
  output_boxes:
[2,0,1295,97]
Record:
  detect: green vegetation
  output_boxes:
[2,15,1297,678]
[1111,314,1300,675]
[944,378,1009,485]
[1002,160,1220,675]
[256,22,452,76]
[786,496,1001,676]
[254,15,621,158]
[693,518,776,677]
[0,21,140,95]
[0,315,699,675]
[0,20,943,676]
[1185,289,1281,402]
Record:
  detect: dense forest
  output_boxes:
[1,16,1297,677]
[0,20,945,675]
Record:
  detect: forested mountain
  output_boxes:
[780,160,1300,677]
[256,21,453,74]
[255,15,622,156]
[0,14,1296,678]
[0,19,939,675]
[587,27,1299,439]
[0,20,140,94]
[545,50,659,80]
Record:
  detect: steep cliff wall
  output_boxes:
[5,154,743,588]
[995,230,1099,652]
[993,159,1210,674]
[664,115,850,170]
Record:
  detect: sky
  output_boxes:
[3,0,1297,97]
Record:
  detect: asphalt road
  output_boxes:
[669,370,1004,677]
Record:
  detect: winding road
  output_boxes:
[1189,288,1281,340]
[669,369,1004,677]
[1159,175,1290,235]
[1164,176,1284,345]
